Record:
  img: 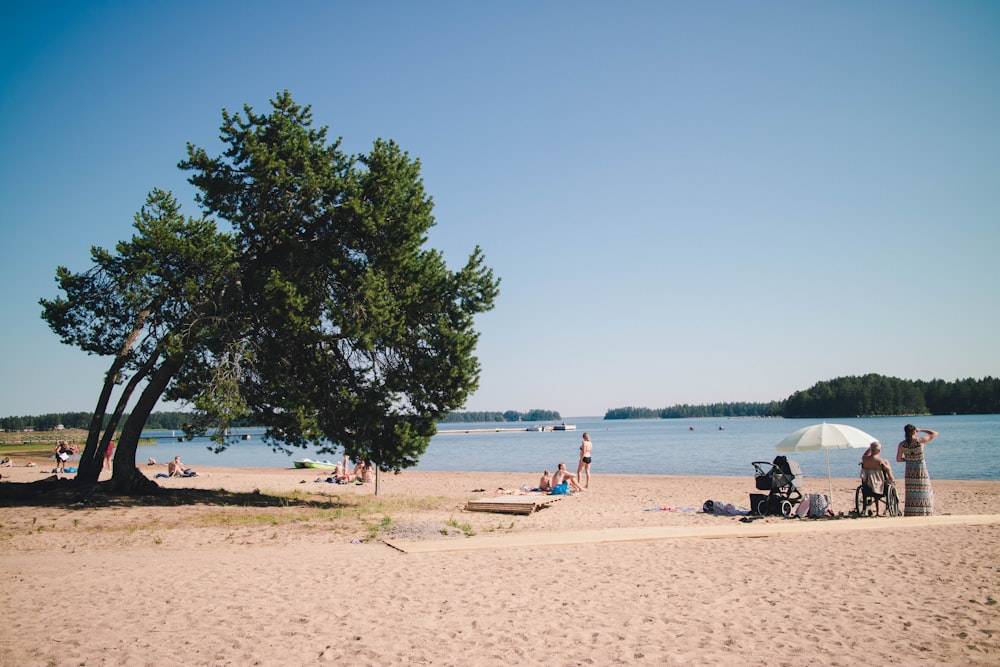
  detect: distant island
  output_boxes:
[440,409,561,423]
[3,374,997,430]
[605,374,1000,420]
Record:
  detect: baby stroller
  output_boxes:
[750,456,804,517]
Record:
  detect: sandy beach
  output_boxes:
[2,459,999,666]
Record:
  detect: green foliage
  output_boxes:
[441,409,561,423]
[0,411,253,433]
[603,375,1000,420]
[604,403,779,419]
[659,402,783,418]
[179,91,501,474]
[39,188,238,482]
[781,374,1000,418]
[604,406,659,419]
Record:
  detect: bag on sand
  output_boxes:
[806,493,830,518]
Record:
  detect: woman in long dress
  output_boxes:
[895,424,939,516]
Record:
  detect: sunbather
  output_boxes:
[167,456,196,477]
[551,462,583,493]
[538,470,552,492]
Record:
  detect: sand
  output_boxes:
[2,459,999,666]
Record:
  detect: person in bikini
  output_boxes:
[577,432,593,488]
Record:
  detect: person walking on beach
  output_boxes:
[103,440,115,473]
[577,432,593,489]
[896,424,938,516]
[54,441,71,473]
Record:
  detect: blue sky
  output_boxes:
[2,1,998,418]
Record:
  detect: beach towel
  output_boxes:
[550,482,570,495]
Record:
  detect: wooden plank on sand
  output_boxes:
[464,495,562,515]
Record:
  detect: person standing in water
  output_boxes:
[896,424,938,516]
[577,432,593,489]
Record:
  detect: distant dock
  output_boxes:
[437,424,576,435]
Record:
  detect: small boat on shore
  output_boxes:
[293,458,339,470]
[553,424,576,431]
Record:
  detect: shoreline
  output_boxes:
[3,465,999,665]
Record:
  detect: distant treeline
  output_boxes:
[782,374,1000,418]
[7,375,998,429]
[3,410,563,431]
[0,411,244,433]
[606,375,1000,420]
[441,409,561,423]
[605,402,780,420]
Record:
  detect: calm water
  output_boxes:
[138,414,999,481]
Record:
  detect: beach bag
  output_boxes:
[806,493,829,518]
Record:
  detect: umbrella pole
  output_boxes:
[826,449,834,504]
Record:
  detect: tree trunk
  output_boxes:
[75,369,121,481]
[76,311,151,482]
[111,354,182,494]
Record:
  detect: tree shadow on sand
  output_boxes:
[0,476,349,510]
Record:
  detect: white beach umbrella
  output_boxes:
[776,422,877,506]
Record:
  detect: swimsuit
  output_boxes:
[581,456,592,464]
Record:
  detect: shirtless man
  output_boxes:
[168,456,186,477]
[861,441,895,482]
[860,441,894,516]
[551,462,583,492]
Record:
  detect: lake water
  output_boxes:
[138,414,999,481]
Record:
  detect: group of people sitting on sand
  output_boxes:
[324,458,375,484]
[537,462,584,495]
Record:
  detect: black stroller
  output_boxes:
[750,456,804,517]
